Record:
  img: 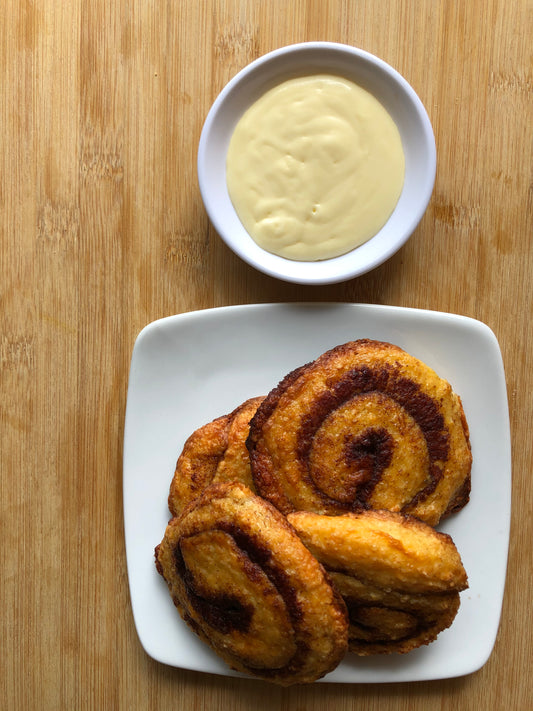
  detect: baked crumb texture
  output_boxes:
[156,339,472,683]
[247,339,472,527]
[156,482,348,686]
[288,508,467,655]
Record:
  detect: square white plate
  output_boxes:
[123,303,511,683]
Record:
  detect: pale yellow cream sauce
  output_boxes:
[226,74,405,261]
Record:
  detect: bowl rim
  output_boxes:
[197,41,436,285]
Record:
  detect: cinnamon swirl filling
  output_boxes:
[155,482,348,685]
[247,339,472,526]
[287,509,468,655]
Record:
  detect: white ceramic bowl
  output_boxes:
[197,42,436,285]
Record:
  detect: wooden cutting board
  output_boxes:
[1,1,532,709]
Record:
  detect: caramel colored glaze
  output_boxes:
[288,509,468,655]
[247,339,472,527]
[155,482,348,685]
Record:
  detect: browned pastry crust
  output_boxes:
[247,339,472,527]
[168,397,264,516]
[155,482,349,685]
[287,509,468,655]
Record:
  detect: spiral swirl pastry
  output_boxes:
[155,482,348,685]
[168,397,264,516]
[287,509,468,655]
[247,339,472,526]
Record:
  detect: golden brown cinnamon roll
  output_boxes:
[247,339,471,526]
[287,509,468,655]
[155,482,349,685]
[168,397,264,516]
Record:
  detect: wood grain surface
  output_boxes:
[1,1,532,709]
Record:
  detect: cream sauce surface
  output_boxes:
[226,74,405,261]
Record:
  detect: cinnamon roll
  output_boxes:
[247,339,471,526]
[287,509,468,655]
[168,396,263,516]
[155,482,349,685]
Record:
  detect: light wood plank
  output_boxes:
[1,1,531,708]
